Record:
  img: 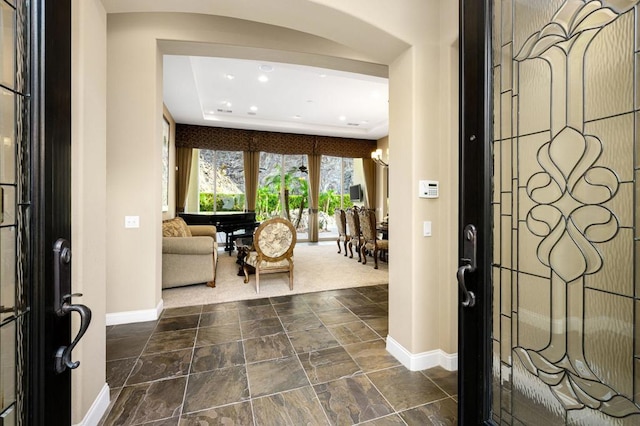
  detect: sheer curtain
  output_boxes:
[175,147,193,213]
[307,153,322,241]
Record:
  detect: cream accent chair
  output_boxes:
[243,217,297,293]
[358,209,388,269]
[162,217,218,289]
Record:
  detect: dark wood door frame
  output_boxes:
[30,0,73,424]
[458,0,493,424]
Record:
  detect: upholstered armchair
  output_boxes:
[358,209,388,269]
[162,217,218,289]
[334,209,349,256]
[345,207,363,262]
[243,217,297,293]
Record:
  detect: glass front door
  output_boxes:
[0,0,75,423]
[1,0,30,423]
[489,0,640,424]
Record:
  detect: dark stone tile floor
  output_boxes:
[100,285,458,425]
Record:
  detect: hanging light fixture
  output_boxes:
[298,156,308,174]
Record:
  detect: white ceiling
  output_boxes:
[163,56,389,140]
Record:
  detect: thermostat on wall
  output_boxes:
[419,180,439,198]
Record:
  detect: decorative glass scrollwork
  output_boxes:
[508,0,640,419]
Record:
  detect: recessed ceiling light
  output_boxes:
[259,64,274,72]
[360,120,369,124]
[225,101,232,108]
[319,74,327,78]
[338,115,346,121]
[225,74,235,80]
[250,105,258,112]
[293,115,302,119]
[258,75,269,83]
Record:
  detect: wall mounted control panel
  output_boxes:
[419,180,439,198]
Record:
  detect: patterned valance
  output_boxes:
[175,124,377,158]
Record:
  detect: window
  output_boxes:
[198,150,245,212]
[257,153,309,240]
[319,156,354,239]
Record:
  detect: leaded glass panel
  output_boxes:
[0,2,15,90]
[491,0,640,423]
[0,0,29,424]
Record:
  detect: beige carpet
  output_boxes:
[162,242,389,308]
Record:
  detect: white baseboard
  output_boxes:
[73,383,110,426]
[386,335,458,372]
[106,299,164,326]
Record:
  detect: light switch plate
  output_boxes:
[423,221,432,237]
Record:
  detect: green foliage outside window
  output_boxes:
[255,188,351,221]
[200,189,352,218]
[199,193,246,212]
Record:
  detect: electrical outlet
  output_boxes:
[124,216,140,228]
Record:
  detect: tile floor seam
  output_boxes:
[233,302,255,425]
[393,395,458,423]
[178,310,201,420]
[274,299,315,387]
[238,312,253,404]
[271,295,335,426]
[423,373,455,399]
[113,321,158,395]
[360,369,403,422]
[102,284,457,425]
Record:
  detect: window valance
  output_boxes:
[175,124,378,158]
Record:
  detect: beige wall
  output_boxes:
[69,1,461,422]
[71,0,107,423]
[107,15,163,314]
[105,11,396,316]
[104,3,460,356]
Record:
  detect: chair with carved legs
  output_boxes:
[243,217,297,293]
[345,207,363,262]
[334,209,349,256]
[358,208,388,269]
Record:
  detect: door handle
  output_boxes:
[457,264,476,307]
[53,238,92,373]
[55,293,92,373]
[456,224,477,307]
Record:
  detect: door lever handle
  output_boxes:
[456,224,478,308]
[456,264,476,307]
[55,293,92,373]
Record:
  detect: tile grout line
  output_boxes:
[304,290,395,425]
[236,304,258,426]
[103,284,458,425]
[272,295,334,426]
[177,304,204,421]
[102,317,163,423]
[329,289,408,425]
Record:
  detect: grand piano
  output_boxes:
[179,212,259,255]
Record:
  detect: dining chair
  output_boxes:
[358,208,388,269]
[334,209,349,256]
[345,207,363,262]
